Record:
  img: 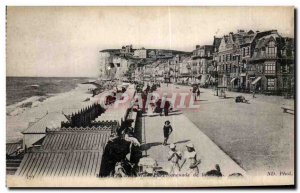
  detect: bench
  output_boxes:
[281,106,294,114]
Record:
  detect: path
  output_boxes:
[141,83,246,176]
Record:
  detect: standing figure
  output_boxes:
[252,89,256,98]
[197,87,201,100]
[180,143,200,176]
[164,100,171,116]
[155,99,163,115]
[168,143,182,175]
[163,120,173,145]
[192,86,197,101]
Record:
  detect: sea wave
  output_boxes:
[6,96,49,116]
[6,77,90,106]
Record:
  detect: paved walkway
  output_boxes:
[142,113,246,177]
[141,83,246,177]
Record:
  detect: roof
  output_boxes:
[23,112,69,134]
[255,34,281,49]
[16,127,112,177]
[213,37,222,50]
[6,142,22,155]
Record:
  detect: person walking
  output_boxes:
[180,143,200,176]
[168,143,182,175]
[163,120,173,145]
[192,85,198,101]
[197,87,201,100]
[164,100,171,116]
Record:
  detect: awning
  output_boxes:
[230,77,237,83]
[251,77,262,85]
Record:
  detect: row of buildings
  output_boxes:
[99,29,294,95]
[214,29,294,95]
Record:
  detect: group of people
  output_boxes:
[163,120,224,177]
[99,119,142,177]
[167,142,201,176]
[151,97,172,116]
[162,120,200,176]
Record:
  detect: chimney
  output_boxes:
[196,45,200,49]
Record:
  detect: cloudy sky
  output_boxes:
[7,6,294,77]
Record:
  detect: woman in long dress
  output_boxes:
[180,143,200,176]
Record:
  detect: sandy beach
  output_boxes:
[6,84,98,143]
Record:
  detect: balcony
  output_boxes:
[251,52,278,61]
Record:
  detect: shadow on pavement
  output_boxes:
[140,142,162,151]
[222,97,234,99]
[174,139,190,144]
[144,111,183,117]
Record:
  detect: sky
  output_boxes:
[6,6,294,77]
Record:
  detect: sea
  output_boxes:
[6,77,91,106]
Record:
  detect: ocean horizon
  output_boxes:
[6,76,93,106]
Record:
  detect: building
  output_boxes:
[143,64,156,82]
[148,50,173,59]
[120,45,133,56]
[133,48,148,59]
[99,51,131,80]
[214,29,294,95]
[191,45,214,85]
[249,35,294,95]
[178,56,192,84]
[155,62,165,82]
[112,56,131,80]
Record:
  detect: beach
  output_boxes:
[6,80,98,143]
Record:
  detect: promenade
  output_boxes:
[141,83,294,176]
[141,84,247,177]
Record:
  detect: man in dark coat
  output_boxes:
[99,136,131,177]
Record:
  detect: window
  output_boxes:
[219,56,221,62]
[243,48,246,57]
[116,63,120,67]
[265,62,276,74]
[200,51,204,57]
[281,64,289,73]
[223,55,225,62]
[281,49,286,56]
[230,54,232,61]
[267,78,275,90]
[267,41,276,57]
[246,47,250,56]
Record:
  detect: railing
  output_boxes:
[61,104,105,128]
